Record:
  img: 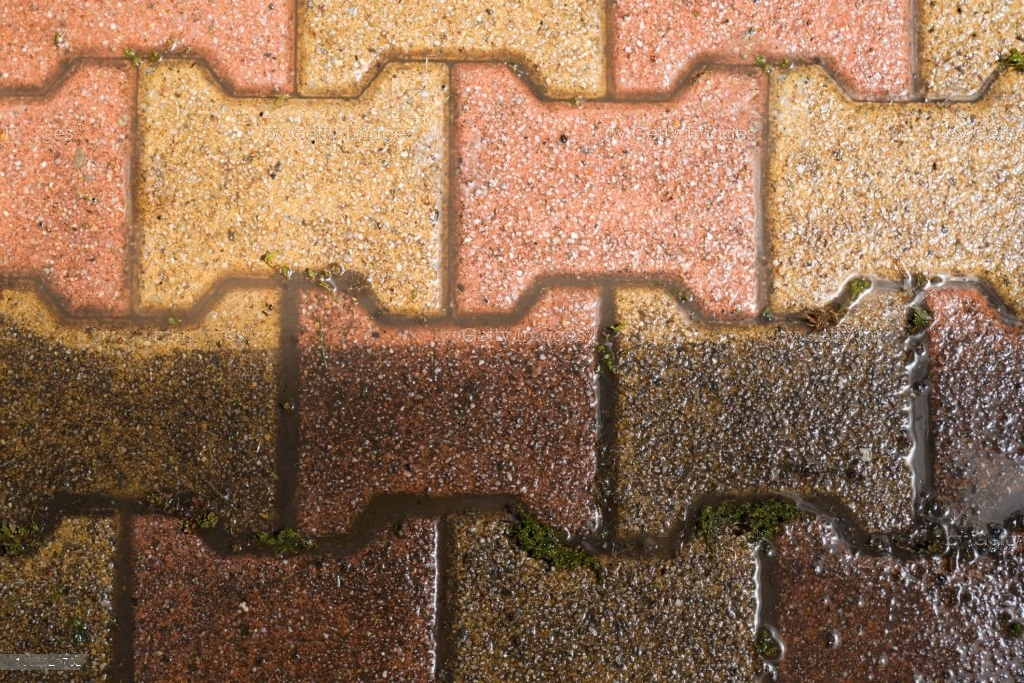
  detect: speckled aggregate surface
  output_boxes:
[446,513,759,681]
[919,0,1024,98]
[136,60,446,315]
[0,63,132,315]
[454,63,763,317]
[614,287,915,535]
[768,65,1024,314]
[928,286,1024,526]
[0,517,115,682]
[614,0,913,98]
[0,287,279,533]
[298,0,604,98]
[297,288,600,536]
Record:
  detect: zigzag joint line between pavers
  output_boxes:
[136,60,446,317]
[613,286,915,536]
[768,65,1024,315]
[298,0,605,99]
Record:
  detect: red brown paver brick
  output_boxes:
[132,515,437,681]
[0,516,116,682]
[454,63,763,317]
[0,0,294,95]
[927,286,1024,527]
[0,287,279,533]
[0,62,131,315]
[614,0,913,99]
[297,288,600,536]
[771,518,1024,680]
[298,0,604,98]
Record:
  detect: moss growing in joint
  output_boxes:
[0,522,40,556]
[512,507,599,572]
[255,528,314,556]
[697,499,804,550]
[999,49,1024,72]
[754,626,782,659]
[908,305,934,334]
[848,277,871,300]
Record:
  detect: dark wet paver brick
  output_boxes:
[614,287,914,536]
[445,513,759,681]
[0,63,131,315]
[0,0,294,94]
[771,519,1024,680]
[614,0,912,99]
[927,286,1024,526]
[453,63,763,317]
[0,516,115,682]
[0,288,279,533]
[132,515,437,681]
[297,288,600,536]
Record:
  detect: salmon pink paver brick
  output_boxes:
[0,0,294,94]
[614,0,913,99]
[454,63,763,317]
[0,62,132,315]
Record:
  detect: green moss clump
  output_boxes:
[512,508,599,572]
[698,499,803,549]
[0,522,40,556]
[1009,621,1024,638]
[907,305,934,334]
[999,49,1024,72]
[848,278,871,300]
[754,627,782,658]
[255,528,314,556]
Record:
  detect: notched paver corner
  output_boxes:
[614,0,912,99]
[132,515,437,681]
[768,64,1024,315]
[0,287,280,533]
[613,286,914,537]
[454,63,763,317]
[0,516,116,682]
[297,288,600,536]
[136,59,446,316]
[298,0,604,98]
[445,512,759,681]
[919,0,1024,99]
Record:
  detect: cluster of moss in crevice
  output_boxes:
[697,499,805,550]
[802,277,872,331]
[511,507,599,572]
[999,49,1024,72]
[143,490,220,533]
[891,522,947,556]
[907,304,934,334]
[255,528,314,556]
[754,626,782,659]
[0,522,40,556]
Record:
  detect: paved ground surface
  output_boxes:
[2,1,1024,680]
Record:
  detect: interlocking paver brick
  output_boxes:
[614,0,913,99]
[0,1,294,94]
[132,515,436,681]
[920,0,1024,99]
[445,513,759,680]
[297,288,599,536]
[454,63,763,317]
[614,287,914,536]
[768,65,1024,314]
[771,519,1024,679]
[0,62,131,315]
[927,286,1024,526]
[0,516,115,682]
[136,60,446,315]
[298,0,603,98]
[0,287,279,532]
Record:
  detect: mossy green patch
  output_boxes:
[255,528,314,556]
[0,522,40,556]
[999,49,1024,72]
[697,499,804,550]
[908,305,934,334]
[754,626,782,659]
[512,507,599,572]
